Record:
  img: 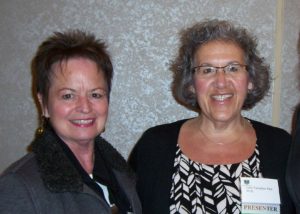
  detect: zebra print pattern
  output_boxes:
[170,144,261,214]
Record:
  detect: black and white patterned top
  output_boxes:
[170,144,262,214]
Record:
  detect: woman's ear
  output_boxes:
[248,82,253,90]
[37,93,49,117]
[189,85,195,94]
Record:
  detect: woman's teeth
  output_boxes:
[72,119,93,124]
[212,94,232,101]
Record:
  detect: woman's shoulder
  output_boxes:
[1,153,37,178]
[133,118,189,149]
[249,119,291,139]
[141,118,189,137]
[0,153,42,194]
[249,119,291,156]
[0,153,44,213]
[128,119,189,162]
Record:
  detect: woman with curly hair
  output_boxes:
[129,19,294,213]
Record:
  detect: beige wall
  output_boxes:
[280,0,300,130]
[0,0,299,172]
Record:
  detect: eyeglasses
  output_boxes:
[192,63,248,78]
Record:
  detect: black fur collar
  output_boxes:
[31,126,130,193]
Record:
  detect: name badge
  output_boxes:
[240,177,280,214]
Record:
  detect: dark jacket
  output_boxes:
[287,109,300,213]
[0,127,142,214]
[129,118,295,214]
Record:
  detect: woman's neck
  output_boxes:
[196,115,247,145]
[65,142,95,174]
[178,116,256,164]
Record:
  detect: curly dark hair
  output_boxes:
[31,29,113,105]
[170,19,270,112]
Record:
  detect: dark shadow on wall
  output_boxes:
[291,31,300,138]
[26,59,43,152]
[297,31,300,91]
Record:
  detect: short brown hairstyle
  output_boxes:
[31,29,113,105]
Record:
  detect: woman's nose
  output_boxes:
[214,69,227,88]
[77,96,92,113]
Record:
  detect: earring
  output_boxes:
[36,116,46,135]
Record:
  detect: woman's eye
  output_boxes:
[227,65,239,72]
[202,67,215,74]
[91,93,106,99]
[62,94,73,100]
